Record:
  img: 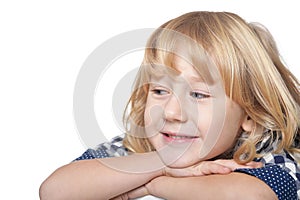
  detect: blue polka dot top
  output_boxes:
[75,135,300,199]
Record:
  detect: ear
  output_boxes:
[241,115,255,132]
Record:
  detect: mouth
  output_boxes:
[161,132,199,142]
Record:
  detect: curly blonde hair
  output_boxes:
[122,11,300,164]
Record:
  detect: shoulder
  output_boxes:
[73,135,128,161]
[261,151,300,182]
[235,151,300,199]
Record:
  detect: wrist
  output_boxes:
[100,151,165,177]
[144,151,166,177]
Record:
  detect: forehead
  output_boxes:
[145,27,221,85]
[172,56,206,82]
[146,53,217,86]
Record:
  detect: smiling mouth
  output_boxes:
[161,132,199,140]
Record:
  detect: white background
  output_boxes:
[0,0,299,199]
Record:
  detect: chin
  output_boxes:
[163,149,221,168]
[159,149,201,168]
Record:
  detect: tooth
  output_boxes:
[171,136,190,139]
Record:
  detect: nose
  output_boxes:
[164,94,187,122]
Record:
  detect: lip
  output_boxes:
[160,131,199,143]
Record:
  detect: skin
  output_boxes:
[145,56,246,168]
[145,173,277,200]
[39,57,278,200]
[39,152,164,200]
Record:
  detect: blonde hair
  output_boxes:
[123,11,300,163]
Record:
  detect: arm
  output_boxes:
[146,172,278,200]
[39,152,164,200]
[113,159,264,199]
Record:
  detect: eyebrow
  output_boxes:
[190,75,205,82]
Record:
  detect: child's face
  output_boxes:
[144,56,246,167]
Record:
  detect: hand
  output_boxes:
[110,186,149,200]
[163,159,263,177]
[110,159,263,199]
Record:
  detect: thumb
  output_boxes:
[127,185,150,199]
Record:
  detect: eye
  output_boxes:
[190,91,210,99]
[151,89,169,95]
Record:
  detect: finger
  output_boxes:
[246,161,263,168]
[214,159,263,170]
[196,162,231,175]
[166,162,231,177]
[213,159,242,170]
[127,185,149,199]
[213,159,246,170]
[110,193,128,200]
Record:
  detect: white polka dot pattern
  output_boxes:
[236,165,297,200]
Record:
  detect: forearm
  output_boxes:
[147,173,277,200]
[39,152,164,200]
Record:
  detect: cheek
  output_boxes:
[221,103,244,140]
[195,105,213,137]
[144,105,152,127]
[144,101,165,138]
[208,107,244,155]
[195,101,243,158]
[144,103,163,126]
[144,96,156,127]
[222,112,243,142]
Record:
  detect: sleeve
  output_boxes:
[235,164,297,200]
[73,135,128,161]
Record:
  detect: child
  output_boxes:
[40,11,300,200]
